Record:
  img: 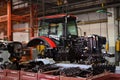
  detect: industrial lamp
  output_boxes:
[96,9,112,17]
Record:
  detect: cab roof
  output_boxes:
[38,14,76,20]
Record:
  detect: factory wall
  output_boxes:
[76,12,107,21]
[78,22,107,37]
[13,23,29,42]
[76,12,107,37]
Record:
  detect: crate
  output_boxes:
[91,72,120,80]
[0,69,6,80]
[38,70,60,80]
[6,69,20,80]
[20,71,38,80]
[38,73,59,80]
[60,76,87,80]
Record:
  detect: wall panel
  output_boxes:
[78,22,107,37]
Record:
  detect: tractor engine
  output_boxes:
[68,34,106,63]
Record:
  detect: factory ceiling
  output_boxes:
[11,0,120,17]
[0,0,119,17]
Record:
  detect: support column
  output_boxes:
[107,8,118,55]
[7,0,12,41]
[29,3,34,39]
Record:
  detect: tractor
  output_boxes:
[27,14,106,63]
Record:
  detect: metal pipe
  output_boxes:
[7,0,12,41]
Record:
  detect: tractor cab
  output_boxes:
[38,14,78,43]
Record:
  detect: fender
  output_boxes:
[27,36,56,48]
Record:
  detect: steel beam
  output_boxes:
[7,0,12,41]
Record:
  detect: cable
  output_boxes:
[99,13,102,36]
[87,13,91,35]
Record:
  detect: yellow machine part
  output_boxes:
[105,42,109,52]
[116,40,120,52]
[37,45,46,56]
[57,0,63,5]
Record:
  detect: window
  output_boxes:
[67,21,77,35]
[38,22,49,36]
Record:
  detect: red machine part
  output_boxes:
[6,69,20,80]
[0,70,120,80]
[38,14,76,20]
[38,73,59,80]
[92,73,120,80]
[40,36,56,48]
[27,36,57,48]
[60,76,86,80]
[0,69,6,80]
[20,71,38,80]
